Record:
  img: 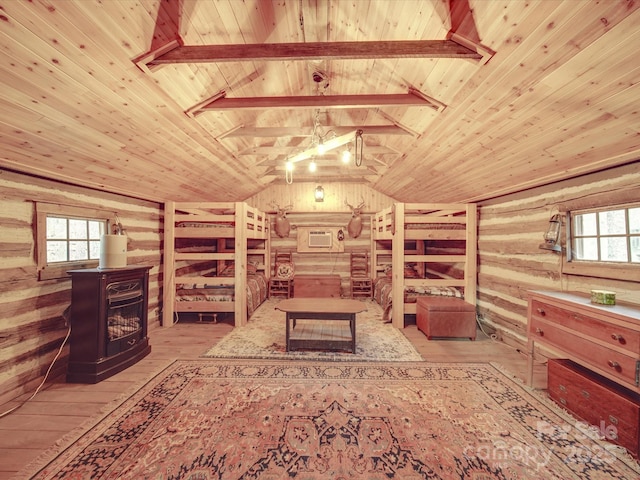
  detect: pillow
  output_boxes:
[404,265,419,278]
[275,262,295,279]
[219,264,235,277]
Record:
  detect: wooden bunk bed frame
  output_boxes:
[371,203,477,328]
[162,201,270,328]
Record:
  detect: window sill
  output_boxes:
[563,260,640,282]
[39,261,99,281]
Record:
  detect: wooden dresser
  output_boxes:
[294,274,342,298]
[527,290,640,392]
[527,291,640,456]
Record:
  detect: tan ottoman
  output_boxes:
[416,297,476,340]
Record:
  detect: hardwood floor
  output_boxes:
[0,319,548,479]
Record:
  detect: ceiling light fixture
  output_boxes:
[287,129,360,164]
[315,185,324,202]
[342,148,351,163]
[285,160,294,184]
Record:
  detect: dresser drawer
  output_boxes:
[531,299,640,355]
[548,359,640,457]
[531,316,639,386]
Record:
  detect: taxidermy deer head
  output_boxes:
[271,202,293,238]
[345,198,366,238]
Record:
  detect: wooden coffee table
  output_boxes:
[275,298,367,353]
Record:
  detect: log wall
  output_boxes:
[477,162,640,350]
[0,169,162,405]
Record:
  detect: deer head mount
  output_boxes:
[271,202,293,238]
[345,198,366,238]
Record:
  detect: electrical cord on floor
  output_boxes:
[0,323,72,419]
[476,314,547,365]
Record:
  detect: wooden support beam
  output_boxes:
[239,145,398,156]
[194,93,435,112]
[143,40,482,67]
[223,125,413,138]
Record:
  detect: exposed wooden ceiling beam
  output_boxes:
[239,145,398,155]
[221,125,413,138]
[142,40,481,68]
[194,93,438,112]
[256,157,389,167]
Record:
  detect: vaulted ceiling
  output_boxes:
[1,1,638,204]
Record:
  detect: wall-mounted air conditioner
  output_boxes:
[308,230,332,248]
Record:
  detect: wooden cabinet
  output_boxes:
[548,358,640,457]
[527,291,640,393]
[294,275,341,298]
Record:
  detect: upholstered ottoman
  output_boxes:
[416,297,477,340]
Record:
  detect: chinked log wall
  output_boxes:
[0,169,162,405]
[477,162,640,351]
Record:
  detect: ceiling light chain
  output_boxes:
[354,129,364,167]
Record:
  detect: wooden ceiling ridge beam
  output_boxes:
[224,125,413,138]
[139,40,482,67]
[189,92,442,113]
[240,145,398,156]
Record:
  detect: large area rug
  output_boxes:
[18,360,640,479]
[202,299,423,362]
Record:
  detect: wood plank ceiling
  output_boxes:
[0,0,638,204]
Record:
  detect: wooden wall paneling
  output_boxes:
[0,169,162,406]
[245,182,396,214]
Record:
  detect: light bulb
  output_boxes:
[309,160,317,173]
[285,161,294,171]
[317,140,326,155]
[342,149,351,163]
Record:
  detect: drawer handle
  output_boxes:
[535,327,544,336]
[559,398,566,406]
[607,360,621,371]
[127,339,137,346]
[611,334,626,345]
[559,384,567,393]
[580,389,590,399]
[609,415,619,425]
[536,308,546,316]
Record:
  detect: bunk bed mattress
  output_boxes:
[373,276,463,321]
[175,273,268,316]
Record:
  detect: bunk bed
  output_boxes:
[371,203,477,328]
[162,202,270,327]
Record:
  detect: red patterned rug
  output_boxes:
[17,360,640,479]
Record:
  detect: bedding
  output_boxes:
[373,276,463,322]
[176,221,234,228]
[176,272,268,317]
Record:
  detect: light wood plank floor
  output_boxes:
[0,319,548,479]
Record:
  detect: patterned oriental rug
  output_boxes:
[18,360,640,480]
[202,299,423,362]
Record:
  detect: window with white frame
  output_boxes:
[36,203,114,280]
[570,205,640,264]
[45,216,105,263]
